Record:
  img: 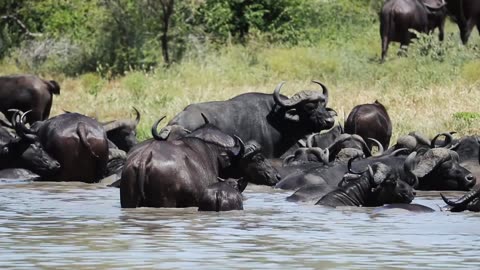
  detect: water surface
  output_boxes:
[1,181,479,269]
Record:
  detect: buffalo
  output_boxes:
[120,118,279,208]
[345,101,392,150]
[102,107,141,152]
[0,74,60,124]
[316,160,415,207]
[198,178,246,212]
[445,0,480,44]
[0,111,60,177]
[442,186,480,212]
[161,81,335,158]
[380,0,447,61]
[17,112,109,183]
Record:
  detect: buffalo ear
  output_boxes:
[284,109,300,122]
[412,148,450,177]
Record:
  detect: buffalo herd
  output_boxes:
[380,0,480,61]
[1,74,479,213]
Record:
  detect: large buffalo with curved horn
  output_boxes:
[161,81,335,158]
[445,0,480,44]
[102,107,141,152]
[17,112,109,183]
[345,101,392,150]
[0,74,60,124]
[380,0,447,61]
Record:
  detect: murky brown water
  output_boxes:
[1,180,480,269]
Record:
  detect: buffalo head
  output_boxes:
[343,155,416,205]
[414,148,475,190]
[103,107,141,152]
[237,140,281,186]
[273,80,335,132]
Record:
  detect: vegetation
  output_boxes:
[0,0,479,143]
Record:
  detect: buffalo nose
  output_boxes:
[412,190,417,196]
[465,174,476,187]
[275,174,282,181]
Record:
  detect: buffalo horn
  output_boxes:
[306,133,317,148]
[282,155,296,166]
[430,132,455,149]
[311,80,329,104]
[103,107,141,132]
[201,113,210,124]
[151,116,166,140]
[273,81,289,108]
[404,151,419,188]
[234,135,245,157]
[441,186,480,207]
[352,134,372,157]
[347,154,369,175]
[15,111,38,141]
[367,137,384,156]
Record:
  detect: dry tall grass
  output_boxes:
[1,23,479,146]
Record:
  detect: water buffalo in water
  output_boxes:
[120,118,280,208]
[102,107,141,152]
[198,178,246,212]
[445,0,480,44]
[0,111,60,177]
[442,185,480,212]
[345,101,392,150]
[437,135,480,186]
[380,0,447,61]
[161,81,335,158]
[0,74,60,124]
[316,161,416,207]
[18,112,109,182]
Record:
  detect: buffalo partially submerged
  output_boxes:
[445,0,480,44]
[18,112,109,183]
[198,178,246,212]
[0,111,60,177]
[380,0,447,61]
[0,74,60,124]
[162,81,335,158]
[442,186,480,212]
[316,160,416,207]
[345,101,392,150]
[120,118,279,208]
[102,107,141,152]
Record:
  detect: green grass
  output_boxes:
[1,21,479,146]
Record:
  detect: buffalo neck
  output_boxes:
[317,177,373,207]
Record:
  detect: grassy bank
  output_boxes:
[1,21,479,145]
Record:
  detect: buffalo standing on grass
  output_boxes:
[445,0,480,44]
[0,74,60,124]
[161,81,335,158]
[380,0,447,61]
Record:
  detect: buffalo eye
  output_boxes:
[304,103,317,112]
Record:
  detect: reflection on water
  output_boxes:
[1,181,479,269]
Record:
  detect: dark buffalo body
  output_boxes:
[165,81,335,158]
[198,179,245,212]
[380,0,447,61]
[316,162,415,207]
[345,101,392,150]
[122,126,236,208]
[446,0,480,44]
[0,74,60,123]
[33,113,109,182]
